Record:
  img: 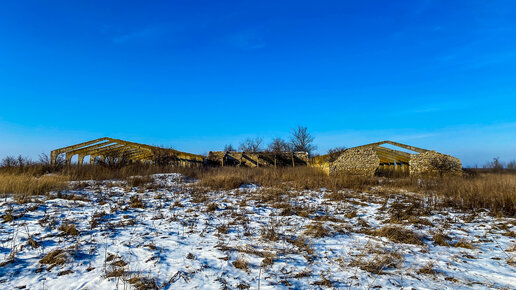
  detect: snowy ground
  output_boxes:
[1,173,515,289]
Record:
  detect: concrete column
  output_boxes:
[51,151,57,165]
[78,154,86,166]
[90,155,97,165]
[65,153,73,165]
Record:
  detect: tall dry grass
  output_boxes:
[0,161,514,216]
[428,174,516,216]
[196,167,515,216]
[0,174,68,196]
[196,166,377,191]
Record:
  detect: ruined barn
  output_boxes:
[321,141,461,177]
[51,137,205,166]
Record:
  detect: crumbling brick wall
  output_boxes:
[329,147,380,176]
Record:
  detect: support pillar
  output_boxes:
[51,151,57,166]
[78,154,86,166]
[65,153,73,165]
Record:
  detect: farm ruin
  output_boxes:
[51,138,462,176]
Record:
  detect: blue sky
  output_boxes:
[0,0,515,166]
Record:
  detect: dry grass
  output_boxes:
[0,173,68,196]
[195,168,516,216]
[417,262,436,275]
[349,246,404,274]
[129,195,145,208]
[195,167,377,191]
[206,203,219,212]
[452,239,474,249]
[433,232,450,246]
[128,276,159,290]
[305,222,332,238]
[432,174,516,216]
[126,175,154,187]
[261,252,275,268]
[233,256,250,271]
[59,222,80,236]
[370,226,423,245]
[1,162,515,216]
[40,249,69,270]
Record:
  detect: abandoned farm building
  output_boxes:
[50,137,204,166]
[312,140,462,176]
[51,138,461,176]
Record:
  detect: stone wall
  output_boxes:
[329,147,380,176]
[317,143,462,177]
[409,151,462,177]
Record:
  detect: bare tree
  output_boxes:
[224,144,236,152]
[483,157,504,172]
[507,160,516,170]
[289,126,316,155]
[267,138,291,152]
[429,155,461,177]
[239,137,263,152]
[327,146,347,162]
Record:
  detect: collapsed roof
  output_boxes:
[50,137,204,165]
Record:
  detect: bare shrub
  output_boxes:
[326,146,346,162]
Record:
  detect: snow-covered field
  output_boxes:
[1,173,515,289]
